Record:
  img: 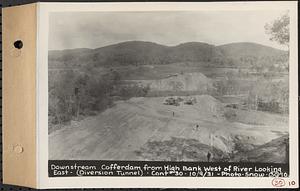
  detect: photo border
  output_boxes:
[37,1,298,188]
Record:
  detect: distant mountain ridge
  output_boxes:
[218,42,286,58]
[49,41,287,68]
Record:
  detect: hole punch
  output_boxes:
[13,40,23,49]
[13,145,24,154]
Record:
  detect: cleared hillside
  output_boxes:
[128,72,214,92]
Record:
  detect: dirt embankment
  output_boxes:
[49,95,288,162]
[126,72,214,93]
[149,73,213,91]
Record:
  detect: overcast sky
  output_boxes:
[49,11,288,50]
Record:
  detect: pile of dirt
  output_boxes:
[141,72,214,92]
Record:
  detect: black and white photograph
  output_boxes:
[48,10,290,164]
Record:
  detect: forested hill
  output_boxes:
[48,41,287,68]
[218,42,286,58]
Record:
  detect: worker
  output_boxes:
[207,152,211,162]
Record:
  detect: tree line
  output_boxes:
[48,68,149,130]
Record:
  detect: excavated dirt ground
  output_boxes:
[49,95,288,162]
